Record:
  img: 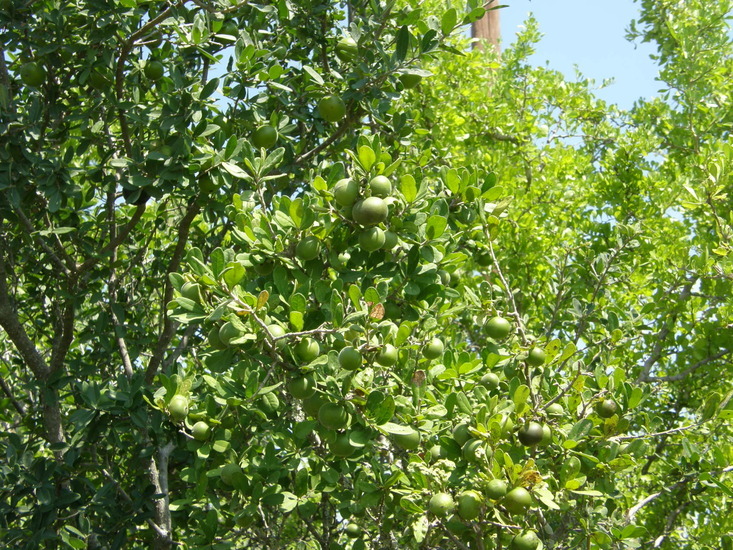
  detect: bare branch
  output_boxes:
[637,277,696,382]
[644,348,731,382]
[145,200,201,383]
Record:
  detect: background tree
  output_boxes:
[1,0,732,549]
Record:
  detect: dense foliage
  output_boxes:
[1,0,731,548]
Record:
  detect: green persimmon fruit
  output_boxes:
[456,490,483,520]
[20,62,46,87]
[338,346,362,371]
[333,178,359,207]
[422,338,444,360]
[318,402,349,430]
[511,530,540,550]
[144,60,164,80]
[287,374,316,400]
[295,337,320,362]
[220,463,244,487]
[168,395,189,422]
[428,492,455,517]
[352,197,388,226]
[335,36,358,61]
[296,236,321,261]
[392,428,420,451]
[485,316,512,340]
[485,479,508,500]
[359,227,386,252]
[526,347,546,366]
[480,372,500,389]
[382,230,399,250]
[330,433,356,457]
[191,420,211,441]
[503,487,532,515]
[317,95,346,122]
[376,344,398,367]
[369,175,392,197]
[517,422,545,447]
[252,125,278,149]
[596,398,618,418]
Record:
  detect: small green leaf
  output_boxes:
[401,174,417,202]
[358,146,376,171]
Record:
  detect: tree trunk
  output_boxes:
[472,0,501,54]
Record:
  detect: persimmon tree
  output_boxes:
[1,0,732,549]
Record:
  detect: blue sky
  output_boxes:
[499,0,661,109]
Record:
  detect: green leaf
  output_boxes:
[380,422,415,435]
[358,146,376,171]
[400,174,417,202]
[425,215,448,240]
[394,26,409,61]
[441,8,458,35]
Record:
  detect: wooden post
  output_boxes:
[472,0,501,53]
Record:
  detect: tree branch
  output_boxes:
[644,348,731,382]
[637,277,696,382]
[145,200,200,383]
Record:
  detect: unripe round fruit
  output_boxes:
[208,326,227,350]
[318,402,349,430]
[429,444,445,462]
[191,421,211,441]
[452,423,471,446]
[376,344,398,367]
[526,347,546,366]
[330,433,356,457]
[485,316,512,340]
[369,175,392,197]
[485,479,508,500]
[296,236,321,261]
[428,492,455,517]
[333,178,359,207]
[359,227,386,252]
[462,439,483,462]
[546,402,564,417]
[503,487,532,515]
[295,337,320,362]
[539,424,553,447]
[267,324,287,349]
[252,125,278,149]
[302,393,326,417]
[168,395,189,422]
[338,346,362,371]
[511,529,540,550]
[144,60,164,81]
[422,338,444,360]
[287,374,316,400]
[596,398,618,418]
[480,372,500,389]
[517,422,545,447]
[391,428,420,451]
[335,36,358,61]
[180,281,201,302]
[20,62,46,87]
[345,522,362,538]
[352,197,388,226]
[456,490,483,520]
[382,230,399,250]
[220,462,243,487]
[317,95,346,122]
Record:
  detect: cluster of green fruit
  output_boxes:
[427,484,538,549]
[167,394,211,441]
[332,174,398,253]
